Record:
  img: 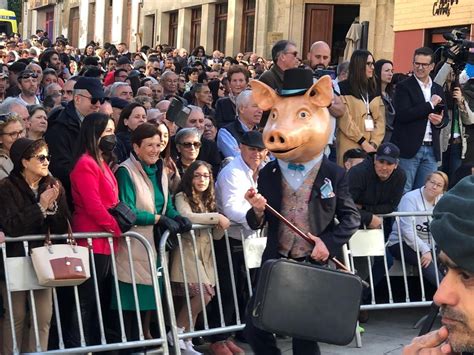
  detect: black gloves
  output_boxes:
[173,215,192,233]
[157,215,180,235]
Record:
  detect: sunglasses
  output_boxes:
[19,72,38,80]
[34,154,51,163]
[179,142,201,149]
[77,94,106,105]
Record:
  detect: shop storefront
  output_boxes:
[393,0,474,72]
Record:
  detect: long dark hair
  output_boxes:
[191,46,206,58]
[348,50,376,99]
[374,59,394,97]
[73,113,113,169]
[178,160,216,213]
[207,79,221,108]
[116,103,146,133]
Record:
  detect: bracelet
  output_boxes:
[37,203,47,218]
[46,201,58,216]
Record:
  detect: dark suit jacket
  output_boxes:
[391,76,449,160]
[246,157,360,262]
[214,97,236,128]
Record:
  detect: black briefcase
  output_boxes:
[251,258,362,345]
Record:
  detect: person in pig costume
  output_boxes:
[244,68,360,355]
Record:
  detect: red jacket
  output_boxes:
[71,153,122,254]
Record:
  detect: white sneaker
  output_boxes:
[167,327,186,349]
[183,340,202,355]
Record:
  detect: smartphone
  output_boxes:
[434,103,445,114]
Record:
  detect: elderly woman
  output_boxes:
[0,138,69,353]
[114,123,191,340]
[388,171,449,287]
[0,113,25,179]
[175,128,202,176]
[26,105,48,140]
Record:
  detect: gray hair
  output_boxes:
[175,127,201,144]
[105,82,131,97]
[187,105,203,116]
[337,61,350,76]
[0,97,26,114]
[160,70,177,83]
[272,40,297,62]
[44,83,61,96]
[236,90,253,112]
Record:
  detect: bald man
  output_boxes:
[306,41,346,160]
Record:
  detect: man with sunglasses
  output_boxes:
[391,47,449,193]
[259,40,300,91]
[45,77,105,205]
[403,175,474,355]
[17,69,40,106]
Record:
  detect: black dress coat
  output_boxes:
[246,157,360,262]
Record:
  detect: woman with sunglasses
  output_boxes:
[208,79,226,108]
[337,49,386,166]
[0,114,25,179]
[0,138,69,353]
[175,128,202,177]
[68,113,122,347]
[115,103,147,164]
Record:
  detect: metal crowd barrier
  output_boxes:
[1,231,169,355]
[160,224,262,355]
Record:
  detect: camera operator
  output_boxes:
[307,41,346,161]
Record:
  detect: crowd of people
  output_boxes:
[0,30,472,354]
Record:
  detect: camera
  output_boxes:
[167,98,191,128]
[313,68,336,80]
[443,28,474,69]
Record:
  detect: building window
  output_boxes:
[214,3,228,53]
[169,11,178,48]
[241,0,255,53]
[190,7,202,51]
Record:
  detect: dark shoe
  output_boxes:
[358,310,369,323]
[192,336,205,346]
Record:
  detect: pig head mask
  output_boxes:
[250,74,333,163]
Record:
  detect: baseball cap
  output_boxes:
[375,143,400,164]
[117,56,132,66]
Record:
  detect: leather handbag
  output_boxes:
[30,222,91,287]
[251,258,362,345]
[109,201,137,233]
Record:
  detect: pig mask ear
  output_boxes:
[250,80,278,111]
[304,75,334,108]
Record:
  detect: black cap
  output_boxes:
[74,77,105,98]
[117,56,132,65]
[8,61,27,73]
[10,138,36,171]
[240,131,265,149]
[375,143,400,164]
[110,97,129,109]
[277,68,314,97]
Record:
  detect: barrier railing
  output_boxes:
[2,213,439,354]
[160,224,262,355]
[1,231,169,355]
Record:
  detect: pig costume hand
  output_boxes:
[250,75,334,163]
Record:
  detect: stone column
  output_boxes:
[200,3,216,52]
[157,10,170,46]
[78,0,89,48]
[226,0,243,56]
[177,7,191,50]
[129,0,141,51]
[111,0,124,43]
[94,0,106,45]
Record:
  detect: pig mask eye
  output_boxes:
[298,110,310,120]
[271,111,278,120]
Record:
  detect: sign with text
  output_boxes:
[433,0,459,17]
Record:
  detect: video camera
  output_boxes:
[443,28,474,68]
[313,67,336,80]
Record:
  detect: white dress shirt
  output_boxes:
[277,153,324,191]
[415,76,434,143]
[215,154,259,240]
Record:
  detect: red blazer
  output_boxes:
[70,153,121,254]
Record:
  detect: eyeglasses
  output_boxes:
[219,86,225,90]
[413,62,431,69]
[285,51,298,57]
[366,61,375,67]
[77,94,106,105]
[1,129,23,139]
[179,141,201,149]
[427,179,444,189]
[193,173,210,179]
[34,154,51,163]
[204,123,215,129]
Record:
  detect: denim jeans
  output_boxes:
[398,145,438,193]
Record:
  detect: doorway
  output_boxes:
[303,4,359,66]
